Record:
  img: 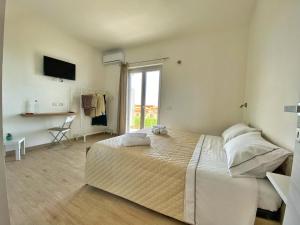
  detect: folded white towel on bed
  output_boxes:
[121,134,151,147]
[152,125,168,135]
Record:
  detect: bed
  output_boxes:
[85,129,289,225]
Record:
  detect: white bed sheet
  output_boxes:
[257,178,282,212]
[194,135,258,225]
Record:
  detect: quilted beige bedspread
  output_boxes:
[85,129,200,222]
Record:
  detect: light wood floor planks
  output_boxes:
[5,134,184,225]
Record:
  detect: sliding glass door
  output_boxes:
[127,66,161,132]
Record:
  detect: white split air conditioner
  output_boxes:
[102,50,125,64]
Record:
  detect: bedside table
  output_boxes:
[266,172,290,204]
[4,137,26,161]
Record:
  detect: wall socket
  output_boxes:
[52,102,64,107]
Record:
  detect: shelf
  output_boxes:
[267,172,290,204]
[20,112,76,117]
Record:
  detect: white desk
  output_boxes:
[4,137,26,161]
[267,172,290,204]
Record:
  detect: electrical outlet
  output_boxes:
[52,102,57,107]
[58,103,64,107]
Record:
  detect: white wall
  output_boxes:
[0,0,10,223]
[3,2,105,147]
[105,28,249,135]
[244,0,300,150]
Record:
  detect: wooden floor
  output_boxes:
[5,134,184,225]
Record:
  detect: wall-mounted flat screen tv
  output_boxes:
[43,56,76,80]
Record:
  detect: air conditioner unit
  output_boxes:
[102,50,125,64]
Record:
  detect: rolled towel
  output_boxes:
[152,127,160,135]
[121,135,151,147]
[153,125,166,129]
[124,132,147,138]
[152,125,168,135]
[159,128,168,135]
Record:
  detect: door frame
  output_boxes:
[0,0,10,224]
[126,65,162,132]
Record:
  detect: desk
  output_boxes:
[267,172,290,204]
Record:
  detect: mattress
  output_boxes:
[86,129,200,223]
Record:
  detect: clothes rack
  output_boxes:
[80,88,111,142]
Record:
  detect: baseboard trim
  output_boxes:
[5,132,115,157]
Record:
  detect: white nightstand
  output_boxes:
[266,172,290,204]
[4,137,26,161]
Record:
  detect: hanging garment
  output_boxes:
[92,115,107,126]
[82,94,97,117]
[95,94,106,117]
[84,108,96,117]
[82,95,93,108]
[92,95,107,126]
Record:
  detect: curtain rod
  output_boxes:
[127,57,169,65]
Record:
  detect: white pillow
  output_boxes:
[224,132,292,178]
[222,123,258,143]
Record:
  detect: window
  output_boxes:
[127,66,161,132]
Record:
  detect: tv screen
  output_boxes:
[43,56,76,80]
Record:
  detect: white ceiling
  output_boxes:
[7,0,256,50]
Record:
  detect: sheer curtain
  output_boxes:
[117,63,128,135]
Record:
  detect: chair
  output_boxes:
[48,115,76,145]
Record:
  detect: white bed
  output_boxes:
[86,130,283,225]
